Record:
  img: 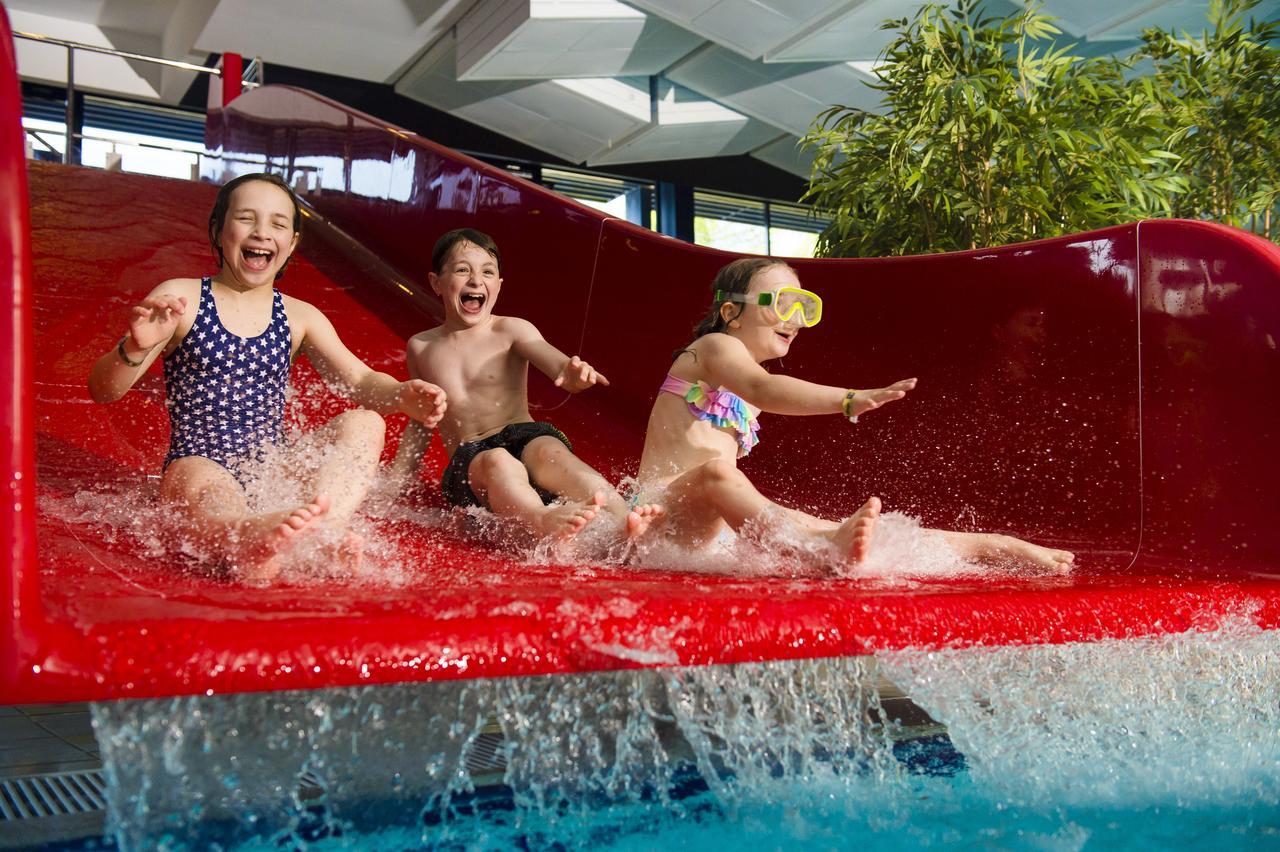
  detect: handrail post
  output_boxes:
[222,52,243,106]
[63,45,72,164]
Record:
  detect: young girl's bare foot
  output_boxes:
[991,536,1075,573]
[625,503,666,540]
[231,494,331,581]
[336,531,365,573]
[539,492,606,542]
[827,497,881,565]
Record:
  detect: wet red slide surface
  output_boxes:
[4,6,1280,702]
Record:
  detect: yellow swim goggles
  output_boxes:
[715,286,823,327]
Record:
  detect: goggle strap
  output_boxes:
[713,290,773,307]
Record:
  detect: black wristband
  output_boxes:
[117,335,145,368]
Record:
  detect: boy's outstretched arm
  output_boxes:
[295,302,447,425]
[88,282,192,403]
[509,318,609,392]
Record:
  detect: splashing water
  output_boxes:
[45,454,1015,589]
[90,620,1280,850]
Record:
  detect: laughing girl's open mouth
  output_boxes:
[241,247,274,271]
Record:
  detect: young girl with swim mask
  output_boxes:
[636,257,1075,573]
[88,173,447,580]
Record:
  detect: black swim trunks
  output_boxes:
[441,421,573,508]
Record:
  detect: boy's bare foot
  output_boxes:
[625,503,666,540]
[539,492,606,542]
[828,497,881,565]
[232,494,332,581]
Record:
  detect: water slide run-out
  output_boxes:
[4,6,1280,705]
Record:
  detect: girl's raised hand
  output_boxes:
[399,379,448,428]
[846,378,917,420]
[128,295,187,351]
[554,355,609,392]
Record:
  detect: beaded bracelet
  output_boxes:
[842,389,859,423]
[116,335,145,368]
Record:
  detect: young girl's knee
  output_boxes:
[160,458,246,517]
[335,408,386,443]
[698,458,742,486]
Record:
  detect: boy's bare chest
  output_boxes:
[418,336,524,396]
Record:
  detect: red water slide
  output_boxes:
[4,5,1280,703]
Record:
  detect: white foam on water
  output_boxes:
[89,621,1280,850]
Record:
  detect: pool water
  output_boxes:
[85,618,1280,850]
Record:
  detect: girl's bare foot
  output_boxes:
[625,503,666,540]
[231,494,331,581]
[992,535,1075,573]
[336,530,365,573]
[539,492,606,542]
[828,497,881,565]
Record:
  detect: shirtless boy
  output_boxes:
[391,228,660,545]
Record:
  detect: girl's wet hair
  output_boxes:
[208,172,303,280]
[432,228,502,275]
[673,257,794,361]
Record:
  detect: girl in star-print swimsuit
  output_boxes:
[161,276,292,483]
[88,173,448,581]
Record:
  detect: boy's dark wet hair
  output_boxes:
[432,228,502,275]
[674,257,794,361]
[208,172,303,280]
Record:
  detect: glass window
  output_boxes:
[694,191,767,254]
[541,167,653,228]
[769,201,827,258]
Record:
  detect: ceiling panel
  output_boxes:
[588,78,779,165]
[1063,0,1280,40]
[396,34,650,163]
[669,44,882,137]
[195,0,469,82]
[749,133,817,178]
[456,0,702,79]
[765,0,923,62]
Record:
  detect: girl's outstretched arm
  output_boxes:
[697,333,915,418]
[88,279,197,403]
[293,300,447,426]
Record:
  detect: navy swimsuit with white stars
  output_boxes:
[163,277,292,484]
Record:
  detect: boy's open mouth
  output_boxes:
[775,330,795,343]
[460,292,487,314]
[241,247,274,271]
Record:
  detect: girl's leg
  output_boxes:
[468,447,603,542]
[299,409,386,524]
[161,456,330,581]
[936,530,1075,573]
[520,436,664,539]
[662,459,880,564]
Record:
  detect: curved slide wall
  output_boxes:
[4,20,1280,703]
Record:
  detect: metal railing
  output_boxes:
[12,30,261,166]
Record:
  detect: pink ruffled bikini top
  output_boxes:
[659,374,760,455]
